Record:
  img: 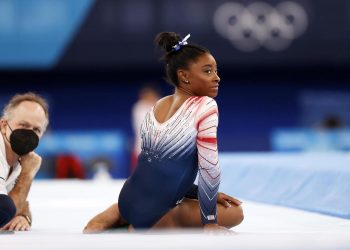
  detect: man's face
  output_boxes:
[2,101,47,139]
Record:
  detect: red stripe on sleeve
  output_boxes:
[197,137,217,144]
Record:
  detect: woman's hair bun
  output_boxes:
[155,32,182,53]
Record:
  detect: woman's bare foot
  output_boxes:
[83,203,127,233]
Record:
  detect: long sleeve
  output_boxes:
[196,97,220,224]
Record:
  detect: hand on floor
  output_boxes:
[0,215,31,231]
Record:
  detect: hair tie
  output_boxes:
[171,34,191,52]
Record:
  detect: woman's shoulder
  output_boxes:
[153,95,172,111]
[192,96,218,120]
[156,95,172,105]
[193,96,218,108]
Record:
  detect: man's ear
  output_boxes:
[0,119,6,135]
[177,69,190,84]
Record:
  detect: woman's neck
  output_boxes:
[174,86,193,100]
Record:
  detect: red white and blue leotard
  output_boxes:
[118,96,220,228]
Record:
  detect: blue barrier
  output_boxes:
[220,152,350,219]
[271,129,350,151]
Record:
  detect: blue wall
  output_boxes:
[0,0,94,68]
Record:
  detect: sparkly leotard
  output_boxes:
[118,96,220,228]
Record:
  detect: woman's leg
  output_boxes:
[152,198,244,229]
[83,203,127,233]
[84,198,244,232]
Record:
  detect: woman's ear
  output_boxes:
[177,69,190,84]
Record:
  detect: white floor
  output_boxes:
[2,180,350,250]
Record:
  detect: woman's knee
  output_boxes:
[219,204,244,228]
[233,205,244,226]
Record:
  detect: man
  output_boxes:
[0,92,49,231]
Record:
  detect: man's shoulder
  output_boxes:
[0,135,7,162]
[0,144,8,194]
[0,148,7,167]
[0,137,9,179]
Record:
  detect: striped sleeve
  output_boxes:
[196,97,220,225]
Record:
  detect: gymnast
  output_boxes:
[84,32,244,233]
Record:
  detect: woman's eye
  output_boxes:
[205,70,212,74]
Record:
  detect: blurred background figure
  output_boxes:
[131,85,160,171]
[318,114,344,130]
[54,154,86,179]
[90,157,113,181]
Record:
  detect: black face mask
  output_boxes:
[6,124,39,156]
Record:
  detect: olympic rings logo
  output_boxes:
[213,1,308,52]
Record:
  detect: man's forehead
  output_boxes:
[15,101,45,112]
[10,101,47,127]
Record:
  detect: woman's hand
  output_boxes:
[217,192,242,208]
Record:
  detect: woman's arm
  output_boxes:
[196,97,220,225]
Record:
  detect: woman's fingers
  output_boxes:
[218,193,242,206]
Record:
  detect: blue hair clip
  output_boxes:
[172,34,191,52]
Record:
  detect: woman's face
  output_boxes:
[183,53,220,98]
